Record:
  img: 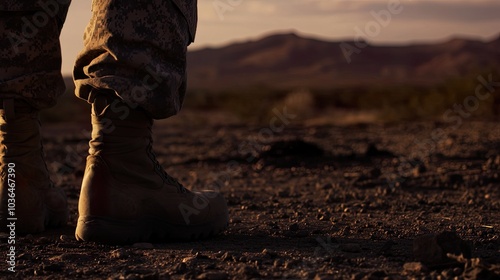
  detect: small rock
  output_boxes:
[133,242,154,249]
[403,262,427,273]
[110,248,128,259]
[412,166,423,177]
[182,256,197,264]
[220,252,233,261]
[213,251,225,258]
[273,259,283,268]
[196,272,228,280]
[340,243,361,253]
[59,235,73,242]
[284,260,300,269]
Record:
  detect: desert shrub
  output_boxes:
[183,69,500,123]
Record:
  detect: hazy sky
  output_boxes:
[60,0,500,74]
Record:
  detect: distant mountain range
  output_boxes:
[187,32,500,90]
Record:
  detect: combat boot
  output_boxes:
[75,95,229,244]
[0,99,68,234]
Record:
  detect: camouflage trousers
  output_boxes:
[0,0,197,119]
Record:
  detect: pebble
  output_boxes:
[284,260,299,269]
[403,262,427,273]
[220,252,233,261]
[182,256,197,264]
[110,248,128,259]
[213,251,225,258]
[59,235,73,242]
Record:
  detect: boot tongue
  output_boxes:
[88,96,188,193]
[89,96,153,155]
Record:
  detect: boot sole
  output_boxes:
[75,215,229,244]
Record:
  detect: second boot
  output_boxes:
[75,95,229,244]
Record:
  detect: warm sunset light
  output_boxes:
[60,0,500,73]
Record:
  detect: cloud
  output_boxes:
[366,1,500,22]
[233,0,500,22]
[245,2,277,15]
[61,0,500,74]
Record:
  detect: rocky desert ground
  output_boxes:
[1,111,499,279]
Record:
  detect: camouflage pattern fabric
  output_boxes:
[1,0,197,119]
[0,1,71,110]
[74,0,197,119]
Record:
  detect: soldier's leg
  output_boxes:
[0,1,70,234]
[74,0,229,244]
[74,0,197,119]
[0,1,69,109]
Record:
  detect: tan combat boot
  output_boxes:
[75,95,229,244]
[0,99,68,234]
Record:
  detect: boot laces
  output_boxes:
[147,136,188,193]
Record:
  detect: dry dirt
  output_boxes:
[1,114,499,279]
